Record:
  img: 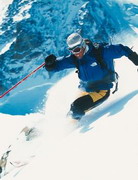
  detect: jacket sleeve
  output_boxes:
[105,44,138,65]
[52,55,76,72]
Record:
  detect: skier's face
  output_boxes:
[72,46,85,59]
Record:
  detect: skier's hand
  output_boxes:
[44,54,56,71]
[128,51,138,66]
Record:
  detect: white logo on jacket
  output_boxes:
[90,62,98,67]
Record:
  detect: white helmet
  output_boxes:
[66,33,85,50]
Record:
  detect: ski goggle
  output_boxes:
[70,46,82,54]
[68,41,85,54]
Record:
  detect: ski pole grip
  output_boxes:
[44,54,56,71]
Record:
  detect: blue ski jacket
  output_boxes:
[52,44,132,92]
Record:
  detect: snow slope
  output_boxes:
[11,96,138,180]
[1,52,138,180]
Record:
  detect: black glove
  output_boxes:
[128,51,138,66]
[44,54,56,71]
[0,166,2,174]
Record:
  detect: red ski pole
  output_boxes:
[0,62,46,98]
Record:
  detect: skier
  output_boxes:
[44,33,138,120]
